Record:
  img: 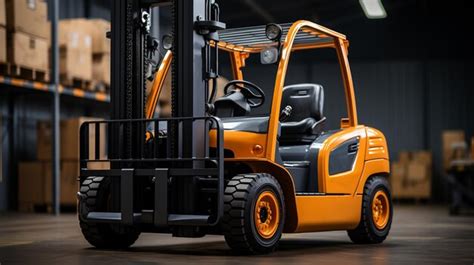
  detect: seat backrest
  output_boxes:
[281,84,324,122]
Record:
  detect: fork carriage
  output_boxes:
[78,116,225,232]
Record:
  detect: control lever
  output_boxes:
[146,36,160,81]
[279,105,292,122]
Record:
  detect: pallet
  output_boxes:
[90,80,110,93]
[0,63,49,82]
[60,74,92,90]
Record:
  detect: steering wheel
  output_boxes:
[223,80,266,108]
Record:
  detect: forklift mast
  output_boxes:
[110,0,222,158]
[107,0,225,234]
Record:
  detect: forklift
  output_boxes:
[77,0,393,254]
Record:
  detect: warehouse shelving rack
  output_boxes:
[0,76,110,102]
[0,0,111,214]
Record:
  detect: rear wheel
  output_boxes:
[223,173,285,254]
[347,175,392,244]
[79,176,140,249]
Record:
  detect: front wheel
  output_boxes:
[222,173,285,254]
[79,176,140,249]
[347,175,393,244]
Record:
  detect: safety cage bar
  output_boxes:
[78,116,225,227]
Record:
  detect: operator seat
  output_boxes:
[279,83,326,144]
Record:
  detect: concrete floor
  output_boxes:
[0,205,473,265]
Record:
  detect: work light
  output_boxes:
[162,35,173,50]
[265,23,282,41]
[260,46,279,64]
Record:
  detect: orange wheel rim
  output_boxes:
[254,191,280,239]
[372,190,390,230]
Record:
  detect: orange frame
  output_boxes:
[144,20,389,233]
[146,20,359,163]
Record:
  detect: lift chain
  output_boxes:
[125,0,134,156]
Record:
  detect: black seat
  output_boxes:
[280,84,326,144]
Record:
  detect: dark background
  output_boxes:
[1,0,473,210]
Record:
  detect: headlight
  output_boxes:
[265,23,282,41]
[260,46,279,64]
[162,35,173,50]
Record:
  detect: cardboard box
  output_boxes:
[43,161,79,205]
[398,151,411,164]
[412,151,432,166]
[0,0,5,26]
[392,151,432,200]
[88,19,110,54]
[18,162,48,206]
[0,26,5,63]
[92,53,110,86]
[37,121,53,161]
[59,19,92,49]
[18,161,79,209]
[403,180,431,199]
[6,0,49,39]
[60,47,92,81]
[407,162,430,183]
[391,162,407,180]
[7,31,48,71]
[390,162,406,198]
[37,117,106,161]
[61,117,106,160]
[59,19,93,81]
[442,130,465,170]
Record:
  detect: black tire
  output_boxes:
[347,175,393,244]
[79,176,140,249]
[222,173,285,254]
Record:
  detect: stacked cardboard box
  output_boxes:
[0,0,5,26]
[58,19,111,91]
[18,117,107,212]
[18,161,79,211]
[0,27,5,64]
[37,117,106,161]
[59,19,93,85]
[5,0,49,74]
[0,0,6,63]
[391,151,432,199]
[442,130,466,171]
[89,19,110,91]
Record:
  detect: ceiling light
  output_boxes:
[360,0,387,19]
[265,23,283,41]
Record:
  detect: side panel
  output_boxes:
[355,127,390,194]
[329,137,359,175]
[209,130,267,158]
[318,126,367,194]
[365,127,389,161]
[355,159,390,195]
[294,195,362,232]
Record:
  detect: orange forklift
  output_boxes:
[77,0,392,254]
